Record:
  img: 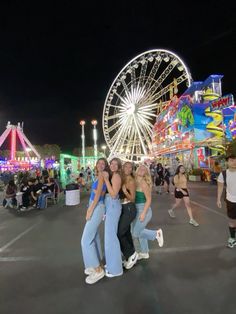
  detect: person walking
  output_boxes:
[217,154,236,248]
[163,165,171,194]
[102,158,123,278]
[117,162,137,270]
[155,163,164,194]
[168,165,199,226]
[132,164,164,261]
[81,158,108,284]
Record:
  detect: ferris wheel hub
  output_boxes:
[127,103,136,115]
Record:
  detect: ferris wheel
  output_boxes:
[102,49,192,162]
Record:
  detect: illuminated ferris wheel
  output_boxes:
[102,49,192,162]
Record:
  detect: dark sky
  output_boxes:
[0,1,235,153]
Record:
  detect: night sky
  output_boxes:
[0,1,235,153]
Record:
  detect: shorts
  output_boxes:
[174,188,189,199]
[226,200,236,219]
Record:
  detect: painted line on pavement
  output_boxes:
[0,222,41,253]
[0,256,40,262]
[152,243,226,254]
[191,200,227,219]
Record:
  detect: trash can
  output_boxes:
[65,183,80,206]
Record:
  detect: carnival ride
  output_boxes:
[152,74,235,167]
[103,49,192,162]
[0,122,40,171]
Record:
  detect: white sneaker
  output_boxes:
[189,219,199,227]
[137,252,149,260]
[85,270,105,284]
[227,237,236,248]
[20,207,28,212]
[168,209,175,218]
[105,269,123,278]
[124,251,138,270]
[84,267,95,275]
[156,229,164,247]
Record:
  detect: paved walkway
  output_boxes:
[0,182,235,314]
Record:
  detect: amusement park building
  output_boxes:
[152,75,235,170]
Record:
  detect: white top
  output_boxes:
[218,169,236,202]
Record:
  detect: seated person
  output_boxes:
[37,177,55,209]
[20,178,35,210]
[3,180,17,208]
[31,178,43,207]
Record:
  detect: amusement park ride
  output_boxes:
[102,49,235,165]
[0,122,40,171]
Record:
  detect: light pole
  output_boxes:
[91,120,98,162]
[101,145,106,157]
[80,120,86,168]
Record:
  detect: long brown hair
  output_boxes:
[95,158,109,176]
[121,161,135,185]
[110,157,122,175]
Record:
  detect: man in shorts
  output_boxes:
[217,154,236,248]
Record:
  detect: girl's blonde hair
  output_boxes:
[135,164,152,188]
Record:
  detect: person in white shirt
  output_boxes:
[217,154,236,248]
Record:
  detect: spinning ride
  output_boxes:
[103,49,192,162]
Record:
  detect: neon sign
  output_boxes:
[210,94,234,110]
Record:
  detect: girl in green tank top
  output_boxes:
[131,165,164,260]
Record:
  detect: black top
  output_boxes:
[119,187,130,200]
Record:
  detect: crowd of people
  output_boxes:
[1,168,59,211]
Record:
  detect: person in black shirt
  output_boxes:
[20,178,35,210]
[163,165,171,194]
[31,178,43,207]
[37,177,55,209]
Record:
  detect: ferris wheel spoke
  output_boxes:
[138,59,148,87]
[109,116,130,155]
[143,58,162,91]
[131,67,136,90]
[117,119,131,149]
[106,116,126,133]
[138,102,158,111]
[141,60,178,104]
[120,78,133,104]
[106,112,126,121]
[144,73,187,105]
[136,113,154,134]
[130,130,137,159]
[114,91,130,107]
[138,109,157,117]
[133,115,148,155]
[108,104,127,110]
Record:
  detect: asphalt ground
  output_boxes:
[0,182,235,314]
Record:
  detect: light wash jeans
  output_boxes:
[81,202,105,269]
[132,203,157,253]
[38,192,53,209]
[104,194,123,275]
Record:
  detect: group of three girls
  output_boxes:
[81,157,164,285]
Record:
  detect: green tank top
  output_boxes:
[135,191,146,203]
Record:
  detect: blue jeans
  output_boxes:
[38,192,53,209]
[104,195,123,275]
[132,203,156,253]
[81,202,105,269]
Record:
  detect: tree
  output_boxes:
[34,144,61,159]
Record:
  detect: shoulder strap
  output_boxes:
[222,170,227,186]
